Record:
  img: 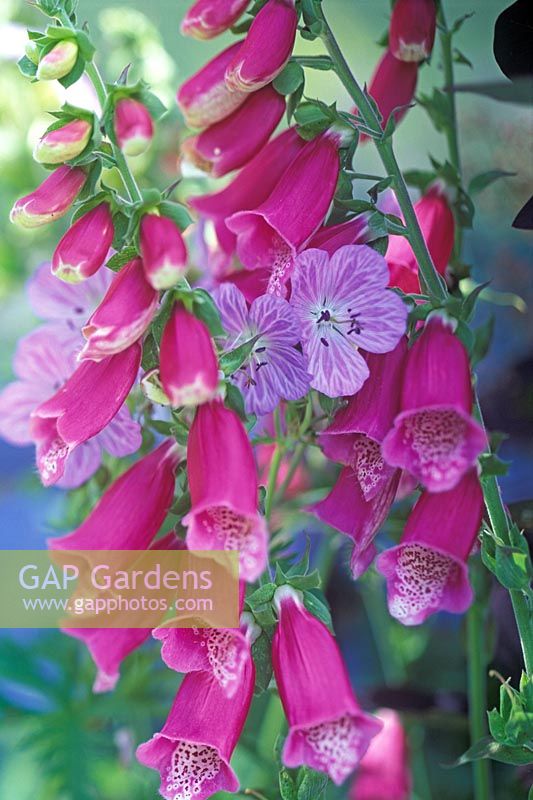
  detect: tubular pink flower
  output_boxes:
[307,215,371,255]
[181,0,250,40]
[79,258,159,361]
[389,0,437,62]
[356,51,418,140]
[181,85,285,177]
[177,42,248,129]
[350,709,412,800]
[386,185,454,293]
[65,532,182,693]
[273,587,382,785]
[136,659,255,799]
[190,127,306,253]
[184,400,268,582]
[114,98,154,157]
[382,316,486,492]
[140,214,188,290]
[376,469,484,625]
[159,303,219,407]
[227,131,341,291]
[34,118,92,164]
[36,39,78,81]
[10,166,86,229]
[49,439,180,550]
[30,342,142,486]
[225,0,297,92]
[52,203,114,283]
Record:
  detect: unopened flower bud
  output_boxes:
[140,214,188,290]
[10,165,86,229]
[36,40,78,81]
[33,119,92,164]
[181,0,249,39]
[389,0,437,62]
[113,98,154,157]
[52,203,115,283]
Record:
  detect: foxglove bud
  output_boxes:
[113,98,154,157]
[139,214,188,290]
[177,42,248,129]
[225,0,297,92]
[181,0,249,39]
[181,85,285,177]
[80,258,159,361]
[389,0,437,62]
[52,203,115,283]
[10,165,86,229]
[159,303,219,407]
[34,118,93,164]
[358,51,418,138]
[36,39,78,81]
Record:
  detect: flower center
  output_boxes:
[389,543,455,622]
[350,434,387,500]
[201,506,262,575]
[165,741,220,800]
[194,628,241,693]
[266,239,293,298]
[304,715,362,785]
[402,409,467,483]
[313,301,364,345]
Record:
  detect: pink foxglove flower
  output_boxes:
[154,585,259,699]
[10,165,86,228]
[184,400,268,581]
[350,709,412,800]
[290,245,408,397]
[114,98,154,157]
[382,315,486,491]
[136,660,255,799]
[52,203,114,283]
[34,118,92,164]
[273,586,382,785]
[357,51,418,138]
[158,302,219,407]
[227,131,342,293]
[177,42,248,128]
[386,185,454,294]
[30,343,141,486]
[140,214,188,290]
[64,532,182,693]
[181,0,249,39]
[214,283,310,415]
[80,258,159,361]
[36,39,78,81]
[376,469,483,625]
[389,0,437,62]
[181,85,285,177]
[225,0,297,92]
[49,439,181,550]
[313,342,407,576]
[191,127,306,254]
[308,215,371,255]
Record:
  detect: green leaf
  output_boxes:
[296,767,329,799]
[471,316,495,366]
[159,201,193,231]
[192,288,225,337]
[303,589,333,631]
[453,48,473,69]
[368,236,388,255]
[288,570,321,591]
[252,629,274,695]
[479,453,510,479]
[279,768,298,800]
[451,79,533,105]
[418,89,452,132]
[137,88,167,121]
[461,280,491,322]
[18,54,38,79]
[453,736,533,767]
[293,55,334,71]
[224,382,248,421]
[141,333,159,371]
[450,12,474,34]
[273,61,305,96]
[468,170,516,197]
[403,169,436,192]
[106,246,138,272]
[246,583,277,609]
[220,336,259,376]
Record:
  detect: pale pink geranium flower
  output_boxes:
[0,264,141,488]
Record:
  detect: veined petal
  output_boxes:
[303,329,369,397]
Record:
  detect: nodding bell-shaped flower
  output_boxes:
[140,214,188,290]
[357,51,418,139]
[159,303,219,407]
[114,98,154,157]
[34,118,92,164]
[376,469,484,625]
[307,215,371,255]
[30,342,141,487]
[136,658,255,800]
[79,258,159,361]
[273,586,383,785]
[181,85,285,177]
[177,42,248,129]
[10,165,86,229]
[225,0,298,92]
[313,341,407,577]
[382,315,486,492]
[36,39,78,81]
[227,130,341,291]
[184,400,268,582]
[181,0,249,39]
[350,709,412,800]
[389,0,437,62]
[52,203,115,283]
[63,531,182,693]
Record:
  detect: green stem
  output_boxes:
[466,560,492,800]
[264,408,284,521]
[318,8,448,303]
[274,441,305,503]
